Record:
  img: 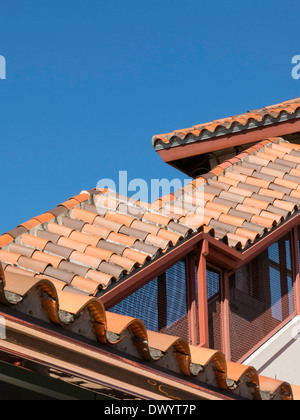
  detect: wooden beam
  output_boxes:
[186,253,198,346]
[278,238,290,320]
[157,273,167,331]
[197,240,209,348]
[291,227,300,315]
[221,270,231,361]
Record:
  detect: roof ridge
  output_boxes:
[0,192,92,250]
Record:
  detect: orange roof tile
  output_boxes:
[0,234,14,248]
[0,269,297,400]
[1,138,299,301]
[153,97,300,149]
[1,135,300,399]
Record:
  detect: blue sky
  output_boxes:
[0,0,300,233]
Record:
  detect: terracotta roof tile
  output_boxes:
[142,211,173,227]
[151,139,300,247]
[98,261,126,280]
[45,242,74,259]
[157,228,183,245]
[72,208,98,224]
[84,245,114,263]
[32,250,64,268]
[291,168,300,177]
[107,231,137,247]
[32,213,55,224]
[122,248,149,266]
[245,176,271,189]
[153,97,300,149]
[130,219,160,235]
[259,188,285,199]
[18,219,41,231]
[48,222,74,238]
[57,236,87,253]
[71,275,101,295]
[228,186,253,197]
[232,165,254,176]
[105,210,135,227]
[9,243,35,258]
[18,256,50,273]
[97,239,126,255]
[145,233,171,249]
[86,269,114,286]
[243,197,270,210]
[43,266,75,283]
[5,226,28,239]
[70,193,90,203]
[219,214,245,227]
[62,216,86,232]
[1,136,300,398]
[93,215,122,232]
[59,198,83,210]
[5,265,35,277]
[0,234,14,248]
[0,269,297,399]
[69,230,101,247]
[0,250,22,264]
[205,200,232,214]
[82,223,111,239]
[69,250,102,268]
[109,254,137,272]
[22,233,50,250]
[291,189,300,199]
[235,203,261,216]
[224,171,248,183]
[58,260,89,277]
[37,230,62,244]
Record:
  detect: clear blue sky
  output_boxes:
[0,0,299,233]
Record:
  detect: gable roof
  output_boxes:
[1,137,300,398]
[171,137,300,249]
[0,137,300,296]
[152,97,300,150]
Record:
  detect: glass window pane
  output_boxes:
[111,278,158,331]
[268,242,279,264]
[269,266,282,322]
[165,261,186,327]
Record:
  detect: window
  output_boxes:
[229,233,295,362]
[111,277,159,331]
[110,260,189,340]
[268,237,293,321]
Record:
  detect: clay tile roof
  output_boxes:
[167,137,300,250]
[0,190,197,296]
[1,138,300,398]
[152,97,300,149]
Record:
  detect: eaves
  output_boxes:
[0,310,235,401]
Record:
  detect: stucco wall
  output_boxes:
[243,316,300,386]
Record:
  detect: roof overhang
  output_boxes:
[156,117,300,177]
[0,310,234,400]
